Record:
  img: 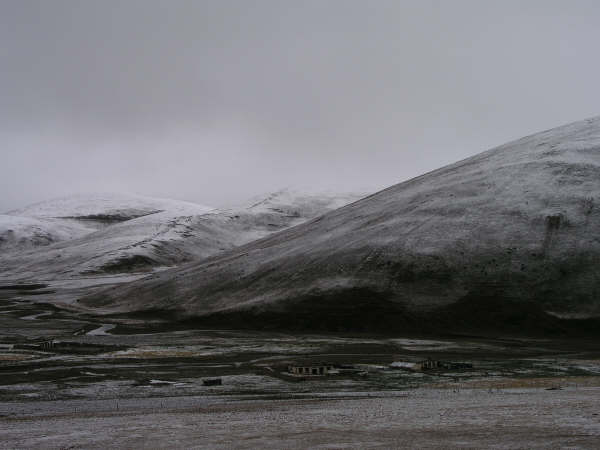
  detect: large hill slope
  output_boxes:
[80,117,600,334]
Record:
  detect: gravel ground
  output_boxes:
[2,387,600,449]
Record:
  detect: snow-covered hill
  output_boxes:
[0,190,362,279]
[244,189,361,219]
[80,116,600,333]
[8,192,213,225]
[0,215,93,253]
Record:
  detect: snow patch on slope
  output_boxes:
[7,192,213,221]
[0,215,94,253]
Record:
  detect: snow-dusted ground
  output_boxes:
[7,192,213,220]
[2,277,600,449]
[86,323,116,336]
[2,387,600,449]
[0,214,93,252]
[81,116,600,326]
[0,192,213,257]
[0,190,362,280]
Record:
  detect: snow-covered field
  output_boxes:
[2,387,599,449]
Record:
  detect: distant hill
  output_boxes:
[0,214,93,252]
[7,192,213,225]
[80,116,600,335]
[0,190,362,279]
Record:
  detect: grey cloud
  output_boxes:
[1,0,600,210]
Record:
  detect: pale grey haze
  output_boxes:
[1,0,599,211]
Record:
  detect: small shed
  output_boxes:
[39,340,56,350]
[390,358,472,372]
[390,361,420,371]
[420,358,441,370]
[288,364,334,376]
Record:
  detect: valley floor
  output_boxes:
[2,279,600,448]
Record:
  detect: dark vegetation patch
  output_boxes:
[176,286,600,338]
[60,211,161,223]
[16,290,56,296]
[430,291,565,336]
[92,255,158,274]
[0,284,48,291]
[107,308,181,322]
[182,288,415,333]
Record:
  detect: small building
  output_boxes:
[420,358,441,370]
[390,358,472,372]
[287,364,334,376]
[390,357,437,371]
[39,340,56,350]
[390,361,421,371]
[439,361,473,370]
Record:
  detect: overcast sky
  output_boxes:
[1,0,600,211]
